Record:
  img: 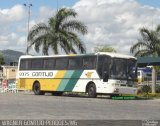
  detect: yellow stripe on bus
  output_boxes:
[41,70,66,91]
[68,54,76,56]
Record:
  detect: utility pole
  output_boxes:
[56,0,59,11]
[24,3,32,55]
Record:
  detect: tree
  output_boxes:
[130,25,160,94]
[28,8,87,55]
[0,54,5,70]
[94,45,116,53]
[0,54,5,65]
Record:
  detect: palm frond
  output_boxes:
[156,24,160,32]
[67,32,86,53]
[42,40,49,55]
[58,32,73,54]
[28,8,88,55]
[59,30,86,53]
[30,33,50,54]
[28,23,49,42]
[53,8,77,32]
[134,49,153,57]
[140,28,153,42]
[130,41,149,54]
[51,43,58,54]
[62,20,88,35]
[56,8,77,22]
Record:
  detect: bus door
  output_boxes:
[97,55,110,82]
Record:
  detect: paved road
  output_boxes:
[0,92,159,120]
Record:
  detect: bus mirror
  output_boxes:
[103,72,109,82]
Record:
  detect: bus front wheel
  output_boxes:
[87,84,97,98]
[33,82,45,95]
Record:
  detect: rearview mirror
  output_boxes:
[103,71,109,82]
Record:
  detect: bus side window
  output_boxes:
[31,59,43,70]
[43,59,55,70]
[20,59,31,70]
[83,56,96,69]
[68,58,82,69]
[55,58,68,70]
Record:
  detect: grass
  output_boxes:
[137,93,160,99]
[113,93,160,100]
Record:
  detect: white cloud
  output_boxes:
[17,36,26,46]
[1,1,160,55]
[73,0,160,54]
[37,6,55,23]
[0,5,55,53]
[0,5,25,24]
[0,4,26,51]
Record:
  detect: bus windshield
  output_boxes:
[127,59,137,80]
[110,58,136,80]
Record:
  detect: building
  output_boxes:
[2,66,18,80]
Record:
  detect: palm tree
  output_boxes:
[27,8,88,55]
[94,45,116,53]
[130,25,160,94]
[130,26,160,57]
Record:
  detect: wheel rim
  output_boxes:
[34,83,40,94]
[88,87,94,96]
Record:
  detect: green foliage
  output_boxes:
[130,24,160,57]
[28,8,88,55]
[130,25,160,94]
[140,85,151,94]
[137,92,160,99]
[94,45,116,53]
[0,54,5,65]
[156,85,160,93]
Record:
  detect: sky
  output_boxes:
[0,0,160,55]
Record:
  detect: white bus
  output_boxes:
[17,52,137,97]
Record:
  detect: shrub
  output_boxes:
[141,85,151,94]
[156,85,160,93]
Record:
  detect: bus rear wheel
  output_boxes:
[33,82,45,95]
[87,84,97,98]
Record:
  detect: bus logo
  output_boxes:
[85,72,93,78]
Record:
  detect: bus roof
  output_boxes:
[96,52,136,59]
[19,52,136,59]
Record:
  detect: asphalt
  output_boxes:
[0,92,160,126]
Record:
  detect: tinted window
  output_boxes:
[97,56,104,78]
[97,56,111,78]
[127,59,136,79]
[31,59,43,70]
[55,58,68,70]
[20,59,31,70]
[43,58,55,70]
[68,58,82,69]
[110,58,127,79]
[83,56,96,69]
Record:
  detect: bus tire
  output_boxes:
[33,82,45,95]
[87,84,97,98]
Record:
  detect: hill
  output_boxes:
[0,49,24,65]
